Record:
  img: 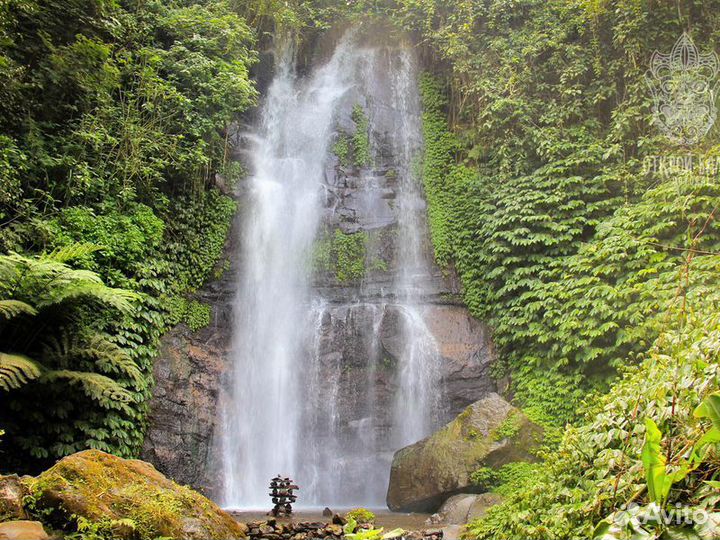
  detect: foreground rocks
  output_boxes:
[244,517,443,540]
[432,493,503,525]
[0,475,28,521]
[386,393,542,512]
[25,449,245,539]
[0,520,49,540]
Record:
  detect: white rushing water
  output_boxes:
[219,29,442,509]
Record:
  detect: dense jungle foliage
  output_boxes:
[0,0,255,471]
[3,0,720,538]
[372,0,720,537]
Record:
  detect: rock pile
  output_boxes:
[246,518,344,540]
[243,517,444,540]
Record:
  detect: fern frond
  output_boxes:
[47,243,103,263]
[0,257,18,288]
[0,353,43,391]
[37,282,139,313]
[0,299,37,320]
[42,370,133,410]
[42,334,145,388]
[0,252,139,314]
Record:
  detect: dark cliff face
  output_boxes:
[141,233,239,495]
[141,33,497,498]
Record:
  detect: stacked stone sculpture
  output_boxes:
[269,475,298,516]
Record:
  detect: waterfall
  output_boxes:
[218,28,443,509]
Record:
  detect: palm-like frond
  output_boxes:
[42,334,145,389]
[37,281,139,313]
[47,243,104,263]
[0,300,37,320]
[0,257,17,285]
[0,353,43,391]
[42,370,132,411]
[0,250,140,314]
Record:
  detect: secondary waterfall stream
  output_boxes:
[218,28,443,509]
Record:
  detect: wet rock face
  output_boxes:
[142,36,497,502]
[141,259,237,494]
[310,303,496,443]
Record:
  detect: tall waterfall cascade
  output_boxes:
[218,28,447,509]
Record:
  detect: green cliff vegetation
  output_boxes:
[332,104,372,168]
[379,0,720,537]
[0,0,254,472]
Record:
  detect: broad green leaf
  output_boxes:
[642,418,671,504]
[694,393,720,431]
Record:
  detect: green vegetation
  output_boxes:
[333,134,352,167]
[467,315,720,539]
[0,0,254,472]
[345,508,376,525]
[183,301,212,331]
[492,411,522,442]
[3,1,720,538]
[331,105,372,168]
[469,467,499,491]
[312,228,389,282]
[379,0,720,537]
[343,511,405,540]
[351,105,371,167]
[0,246,139,398]
[334,229,367,282]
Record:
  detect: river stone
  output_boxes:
[0,521,49,540]
[0,475,28,520]
[386,393,542,512]
[438,493,503,524]
[26,449,246,539]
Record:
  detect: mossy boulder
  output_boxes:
[26,450,245,540]
[386,393,542,512]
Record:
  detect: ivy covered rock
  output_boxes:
[26,450,245,540]
[386,393,541,512]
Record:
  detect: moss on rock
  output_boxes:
[386,393,542,512]
[25,450,245,540]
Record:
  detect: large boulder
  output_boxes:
[26,450,245,540]
[386,393,542,512]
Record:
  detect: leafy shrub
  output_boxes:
[345,508,376,525]
[467,298,720,539]
[0,247,143,469]
[351,105,371,167]
[184,301,211,331]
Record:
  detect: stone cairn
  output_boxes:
[269,475,298,517]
